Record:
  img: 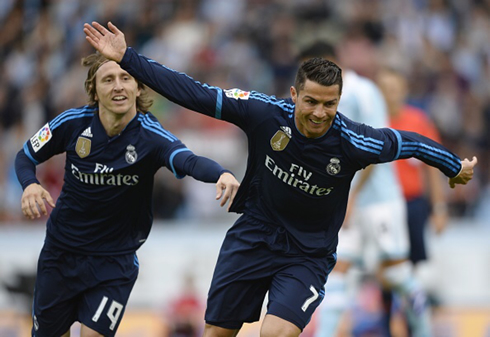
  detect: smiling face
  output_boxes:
[94,61,141,117]
[291,79,341,138]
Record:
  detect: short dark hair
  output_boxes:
[81,53,153,113]
[294,57,343,95]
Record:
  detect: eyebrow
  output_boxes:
[99,71,132,80]
[304,95,338,104]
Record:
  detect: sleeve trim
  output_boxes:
[389,128,402,160]
[169,148,192,179]
[23,142,39,165]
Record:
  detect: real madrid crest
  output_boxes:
[270,126,292,151]
[125,144,138,164]
[75,137,91,158]
[326,157,341,175]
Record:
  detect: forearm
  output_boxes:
[173,151,232,183]
[120,47,219,118]
[15,149,40,190]
[391,129,462,178]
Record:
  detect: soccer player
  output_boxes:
[83,22,477,337]
[15,52,239,337]
[377,67,450,333]
[298,41,431,337]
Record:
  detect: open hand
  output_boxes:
[83,21,127,62]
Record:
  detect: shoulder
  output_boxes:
[334,113,386,148]
[246,90,295,114]
[334,111,362,129]
[136,112,181,143]
[49,105,97,131]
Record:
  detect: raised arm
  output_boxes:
[83,21,127,62]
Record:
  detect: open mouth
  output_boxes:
[310,119,324,125]
[113,95,127,102]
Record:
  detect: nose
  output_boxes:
[312,105,326,118]
[113,78,123,91]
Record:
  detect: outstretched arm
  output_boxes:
[172,151,240,211]
[382,128,477,188]
[84,21,127,62]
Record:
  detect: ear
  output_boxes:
[290,86,297,103]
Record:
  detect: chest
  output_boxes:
[253,119,356,189]
[65,126,151,176]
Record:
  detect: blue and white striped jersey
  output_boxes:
[17,106,226,255]
[119,47,462,255]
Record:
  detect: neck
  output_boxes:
[99,107,137,137]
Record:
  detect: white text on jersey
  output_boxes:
[265,155,333,196]
[71,164,139,186]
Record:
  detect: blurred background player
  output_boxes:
[298,40,432,337]
[376,66,449,334]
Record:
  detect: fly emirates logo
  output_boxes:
[265,155,333,196]
[71,163,139,186]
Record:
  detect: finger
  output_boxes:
[219,187,230,207]
[108,21,123,35]
[84,33,99,49]
[29,201,41,218]
[84,23,102,38]
[220,195,230,208]
[21,200,33,219]
[83,25,100,41]
[37,197,48,216]
[91,21,112,36]
[471,156,478,165]
[215,183,223,200]
[45,194,56,208]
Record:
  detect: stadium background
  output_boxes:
[0,0,488,336]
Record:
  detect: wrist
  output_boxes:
[219,169,234,177]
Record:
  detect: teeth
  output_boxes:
[113,96,126,101]
[311,120,323,124]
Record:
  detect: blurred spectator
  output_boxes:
[164,272,203,337]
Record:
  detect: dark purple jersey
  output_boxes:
[118,47,462,255]
[16,107,228,255]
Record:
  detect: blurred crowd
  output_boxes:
[0,0,488,223]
